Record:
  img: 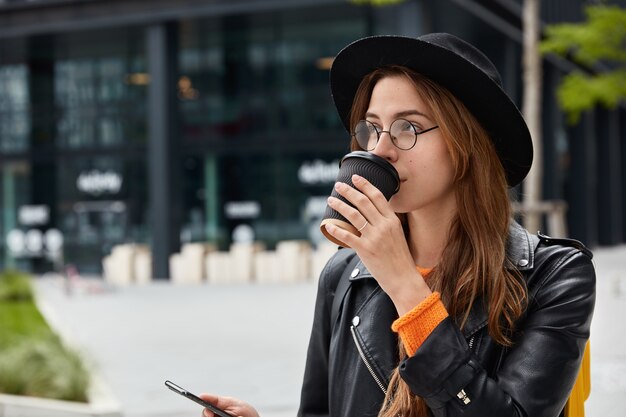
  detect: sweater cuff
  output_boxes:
[391,292,449,356]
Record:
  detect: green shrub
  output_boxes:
[0,299,56,349]
[0,336,90,402]
[0,270,90,403]
[0,270,33,301]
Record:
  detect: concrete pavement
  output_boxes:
[583,245,626,417]
[32,244,626,417]
[34,279,317,417]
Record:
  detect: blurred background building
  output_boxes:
[0,0,624,277]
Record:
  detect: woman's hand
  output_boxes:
[198,393,260,417]
[325,174,432,315]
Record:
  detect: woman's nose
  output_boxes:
[371,131,398,161]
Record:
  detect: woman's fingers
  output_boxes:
[198,393,226,417]
[329,175,393,229]
[198,393,260,417]
[338,176,394,217]
[351,174,396,215]
[323,221,360,248]
[326,195,367,244]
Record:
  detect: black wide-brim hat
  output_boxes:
[330,33,533,187]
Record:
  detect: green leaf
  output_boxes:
[557,70,626,124]
[541,5,626,65]
[541,5,626,124]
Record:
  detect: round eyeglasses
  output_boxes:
[352,119,439,151]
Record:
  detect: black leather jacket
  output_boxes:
[298,222,595,417]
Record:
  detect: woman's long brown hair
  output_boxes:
[348,66,528,417]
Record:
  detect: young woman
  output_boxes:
[200,33,595,417]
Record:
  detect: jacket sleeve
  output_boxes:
[398,247,596,417]
[297,249,351,417]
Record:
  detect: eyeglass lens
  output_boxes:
[354,119,419,151]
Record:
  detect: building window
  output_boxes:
[0,65,30,153]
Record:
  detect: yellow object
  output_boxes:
[564,341,591,417]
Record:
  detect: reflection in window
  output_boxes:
[55,57,146,149]
[178,5,367,248]
[55,154,147,272]
[0,161,32,270]
[178,8,366,144]
[0,65,30,153]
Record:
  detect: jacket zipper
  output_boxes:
[350,324,388,395]
[349,315,478,399]
[454,334,477,406]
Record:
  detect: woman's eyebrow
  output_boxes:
[365,110,431,119]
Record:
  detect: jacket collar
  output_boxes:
[505,220,537,272]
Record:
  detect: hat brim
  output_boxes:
[330,35,533,187]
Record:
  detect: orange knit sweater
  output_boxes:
[391,267,449,356]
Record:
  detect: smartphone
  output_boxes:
[165,380,235,417]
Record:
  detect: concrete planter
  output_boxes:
[0,390,120,417]
[0,358,121,417]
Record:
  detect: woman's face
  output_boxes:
[366,75,457,216]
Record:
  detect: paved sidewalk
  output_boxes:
[35,280,316,417]
[584,245,626,417]
[33,244,626,417]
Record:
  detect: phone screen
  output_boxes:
[165,380,235,417]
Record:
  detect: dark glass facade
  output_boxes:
[0,26,149,272]
[176,8,371,251]
[0,2,370,273]
[1,0,624,274]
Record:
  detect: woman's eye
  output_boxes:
[401,121,418,131]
